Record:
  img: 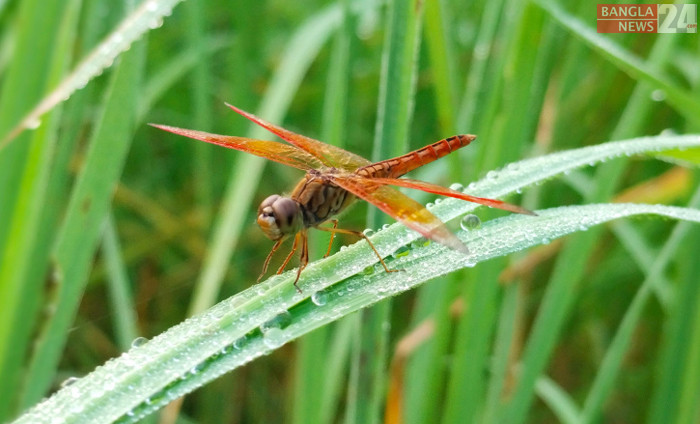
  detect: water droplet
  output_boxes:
[260,311,292,333]
[486,170,498,180]
[189,362,206,375]
[460,214,481,230]
[131,337,149,348]
[392,245,410,258]
[60,376,79,388]
[363,228,375,237]
[362,265,375,275]
[541,237,551,245]
[263,327,285,349]
[411,237,431,249]
[449,182,464,191]
[148,18,164,29]
[311,290,329,306]
[381,223,390,230]
[233,336,247,349]
[650,89,666,102]
[26,118,41,130]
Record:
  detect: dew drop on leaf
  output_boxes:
[460,214,481,230]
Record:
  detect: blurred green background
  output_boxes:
[0,0,698,422]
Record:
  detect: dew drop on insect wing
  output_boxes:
[131,336,149,348]
[311,290,329,306]
[263,327,285,349]
[460,214,481,231]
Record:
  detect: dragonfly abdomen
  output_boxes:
[355,134,476,179]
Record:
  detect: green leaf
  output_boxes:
[12,134,700,424]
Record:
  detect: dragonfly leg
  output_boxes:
[322,219,339,258]
[292,231,309,293]
[258,239,284,282]
[277,232,301,275]
[316,226,398,274]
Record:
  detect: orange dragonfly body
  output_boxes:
[152,104,534,292]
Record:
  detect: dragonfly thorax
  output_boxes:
[257,194,304,241]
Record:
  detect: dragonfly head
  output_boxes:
[257,195,303,241]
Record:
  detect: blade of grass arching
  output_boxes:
[532,0,700,127]
[350,0,424,423]
[0,0,80,419]
[186,2,347,316]
[500,24,683,423]
[580,186,700,424]
[14,201,700,424]
[10,133,700,423]
[0,0,186,150]
[293,2,353,423]
[103,215,140,351]
[18,37,147,409]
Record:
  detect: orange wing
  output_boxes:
[226,103,371,171]
[331,175,470,254]
[366,177,536,216]
[149,124,324,171]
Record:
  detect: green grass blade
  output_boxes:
[0,0,81,418]
[580,186,700,423]
[533,0,700,127]
[10,134,700,423]
[351,0,424,422]
[0,0,185,150]
[18,36,147,409]
[13,199,700,424]
[103,215,140,351]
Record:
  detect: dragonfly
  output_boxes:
[151,103,535,292]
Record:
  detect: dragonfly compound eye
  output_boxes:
[257,195,302,240]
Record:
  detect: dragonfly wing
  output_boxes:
[150,124,324,171]
[226,103,371,171]
[332,175,469,254]
[363,177,536,216]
